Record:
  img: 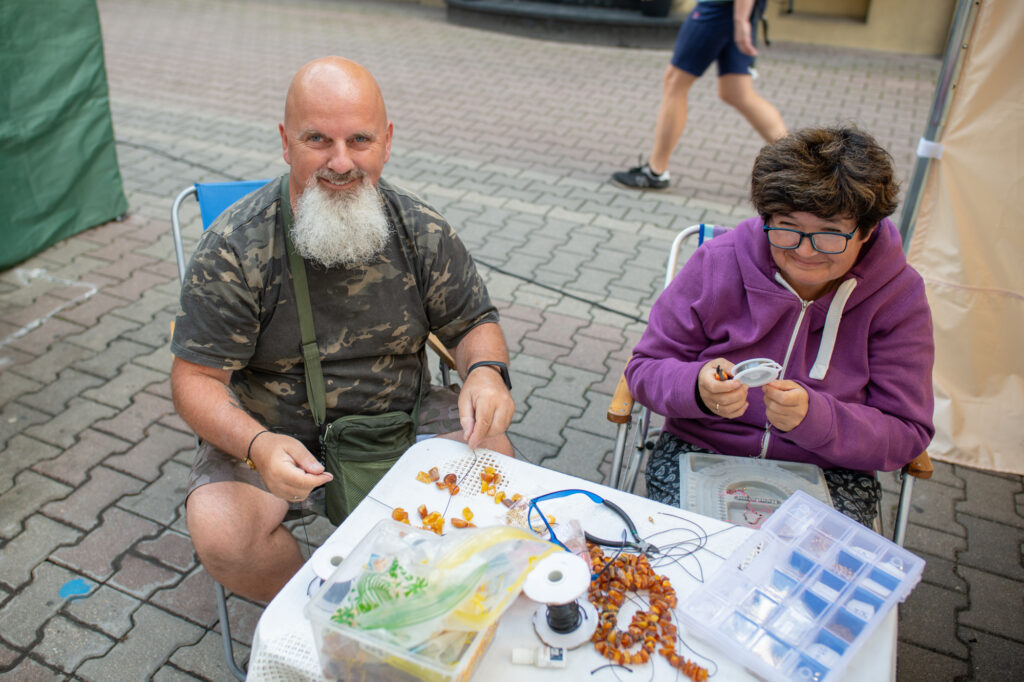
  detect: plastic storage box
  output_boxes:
[304,520,498,682]
[679,452,833,528]
[678,490,924,682]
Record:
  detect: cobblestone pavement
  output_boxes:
[1,0,1021,680]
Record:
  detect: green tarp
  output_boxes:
[1,0,128,270]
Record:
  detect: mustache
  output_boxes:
[314,168,367,186]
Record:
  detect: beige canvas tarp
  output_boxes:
[907,0,1024,474]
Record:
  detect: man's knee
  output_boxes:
[663,65,696,96]
[186,482,287,569]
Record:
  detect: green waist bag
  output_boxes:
[281,174,421,525]
[319,409,417,524]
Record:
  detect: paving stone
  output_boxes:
[895,640,968,681]
[0,639,18,666]
[5,317,87,360]
[915,550,968,594]
[81,364,165,410]
[518,338,569,363]
[76,604,203,682]
[31,428,131,487]
[0,434,60,496]
[51,506,159,581]
[557,332,622,374]
[105,423,195,482]
[6,341,92,384]
[530,364,602,409]
[956,512,1024,581]
[92,392,177,444]
[902,520,967,560]
[0,404,46,456]
[167,629,248,682]
[956,466,1024,527]
[135,529,197,573]
[16,369,107,416]
[118,459,191,526]
[957,566,1024,642]
[108,555,181,601]
[63,312,141,352]
[0,470,72,540]
[504,434,558,468]
[959,626,1024,682]
[41,466,146,532]
[511,396,581,448]
[34,614,114,671]
[0,561,79,647]
[64,584,142,639]
[1,656,61,680]
[545,427,611,484]
[152,663,207,681]
[896,580,969,658]
[22,396,119,450]
[56,292,128,329]
[0,372,42,410]
[0,514,81,589]
[150,566,218,628]
[71,339,151,380]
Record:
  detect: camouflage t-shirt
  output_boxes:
[171,176,497,448]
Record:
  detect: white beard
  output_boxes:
[291,174,391,269]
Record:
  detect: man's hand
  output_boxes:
[699,359,749,418]
[763,380,809,431]
[246,432,333,502]
[458,365,514,450]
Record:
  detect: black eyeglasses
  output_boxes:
[763,225,858,254]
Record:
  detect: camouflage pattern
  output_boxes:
[171,175,497,451]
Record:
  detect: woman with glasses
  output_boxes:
[625,126,935,526]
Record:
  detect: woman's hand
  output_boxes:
[763,380,809,431]
[699,359,749,418]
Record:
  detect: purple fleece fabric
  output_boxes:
[625,216,934,473]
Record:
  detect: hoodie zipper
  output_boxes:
[758,277,812,458]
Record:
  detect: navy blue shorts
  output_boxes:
[671,1,755,78]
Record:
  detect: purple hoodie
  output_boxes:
[625,216,934,473]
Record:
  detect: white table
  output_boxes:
[248,439,895,681]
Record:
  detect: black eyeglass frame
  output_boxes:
[762,224,859,255]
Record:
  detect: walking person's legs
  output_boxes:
[718,73,787,142]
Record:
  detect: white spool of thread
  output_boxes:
[522,553,597,649]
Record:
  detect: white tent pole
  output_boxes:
[898,0,981,252]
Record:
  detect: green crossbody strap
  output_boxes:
[280,176,329,428]
[278,175,423,431]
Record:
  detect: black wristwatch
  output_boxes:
[466,361,512,390]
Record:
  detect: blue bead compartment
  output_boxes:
[679,490,924,682]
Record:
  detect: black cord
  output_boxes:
[121,137,652,326]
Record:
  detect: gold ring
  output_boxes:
[716,403,720,411]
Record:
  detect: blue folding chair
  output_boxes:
[170,178,460,679]
[171,179,271,681]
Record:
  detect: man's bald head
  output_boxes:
[279,56,393,202]
[284,57,388,130]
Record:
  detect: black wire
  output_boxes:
[474,257,649,326]
[120,137,652,326]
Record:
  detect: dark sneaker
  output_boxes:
[612,162,670,190]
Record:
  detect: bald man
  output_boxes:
[170,57,514,600]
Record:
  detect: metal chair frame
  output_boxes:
[606,224,933,546]
[172,179,459,680]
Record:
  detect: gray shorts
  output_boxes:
[185,384,462,501]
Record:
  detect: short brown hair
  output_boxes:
[750,126,899,235]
